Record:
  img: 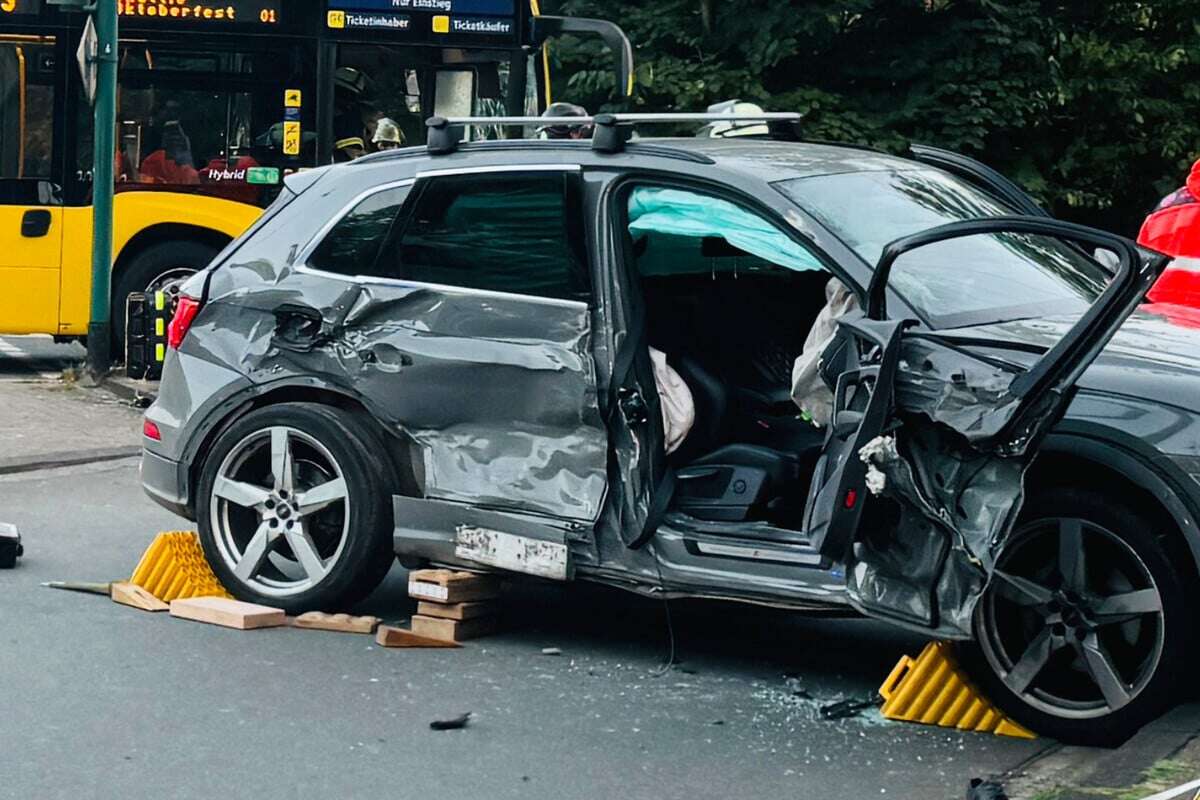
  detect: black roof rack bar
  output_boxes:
[424,112,804,155]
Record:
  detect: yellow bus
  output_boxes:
[0,0,629,348]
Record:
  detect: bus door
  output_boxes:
[0,33,62,335]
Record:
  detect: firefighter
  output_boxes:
[372,117,404,151]
[538,101,592,140]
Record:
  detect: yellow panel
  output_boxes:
[432,14,449,32]
[0,206,62,335]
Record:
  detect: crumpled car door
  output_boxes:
[809,216,1166,638]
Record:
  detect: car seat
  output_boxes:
[669,356,820,523]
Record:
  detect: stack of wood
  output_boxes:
[407,569,502,643]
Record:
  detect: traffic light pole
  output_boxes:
[85,0,118,377]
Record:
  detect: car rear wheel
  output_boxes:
[962,489,1189,746]
[196,403,394,613]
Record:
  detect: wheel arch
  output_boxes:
[184,380,422,516]
[113,223,232,284]
[1030,433,1200,589]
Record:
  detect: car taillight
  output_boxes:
[167,296,201,350]
[143,419,162,441]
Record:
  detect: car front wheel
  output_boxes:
[962,489,1190,747]
[196,403,394,614]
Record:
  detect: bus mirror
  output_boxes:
[434,70,477,119]
[529,16,634,99]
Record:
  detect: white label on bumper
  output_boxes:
[454,526,568,580]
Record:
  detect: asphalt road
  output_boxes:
[0,455,1053,800]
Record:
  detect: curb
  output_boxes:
[98,375,157,406]
[1005,703,1200,799]
[0,446,142,476]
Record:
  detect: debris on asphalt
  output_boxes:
[820,694,881,720]
[374,624,460,649]
[541,647,563,656]
[965,778,1008,799]
[291,611,381,634]
[0,522,22,568]
[168,596,287,630]
[429,712,472,731]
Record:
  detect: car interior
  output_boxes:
[624,185,835,532]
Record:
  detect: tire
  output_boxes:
[112,240,220,353]
[961,488,1190,746]
[196,402,395,614]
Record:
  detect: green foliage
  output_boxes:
[544,0,1200,234]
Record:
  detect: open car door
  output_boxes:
[908,144,1049,218]
[804,216,1167,638]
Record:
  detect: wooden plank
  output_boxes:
[374,624,461,648]
[169,597,286,630]
[416,600,495,621]
[290,611,380,634]
[407,569,502,604]
[111,581,169,612]
[411,613,497,643]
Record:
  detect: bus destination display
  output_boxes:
[118,1,282,25]
[326,0,515,38]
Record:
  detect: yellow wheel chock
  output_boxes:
[879,641,1036,738]
[129,531,232,602]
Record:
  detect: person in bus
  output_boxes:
[139,119,200,185]
[333,66,380,162]
[372,118,404,151]
[538,102,592,140]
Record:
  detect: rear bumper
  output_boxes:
[141,448,191,519]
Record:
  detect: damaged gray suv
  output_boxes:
[142,114,1200,745]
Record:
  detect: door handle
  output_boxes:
[21,209,51,238]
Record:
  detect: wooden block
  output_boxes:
[416,600,495,621]
[110,581,169,612]
[407,569,502,604]
[411,613,497,642]
[291,611,380,634]
[374,624,461,648]
[169,597,286,630]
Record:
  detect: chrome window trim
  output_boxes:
[415,163,583,179]
[295,165,588,310]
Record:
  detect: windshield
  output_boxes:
[775,169,1112,328]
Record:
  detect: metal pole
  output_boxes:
[86,0,118,377]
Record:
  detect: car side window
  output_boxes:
[385,171,589,302]
[308,185,411,278]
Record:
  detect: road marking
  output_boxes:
[0,336,71,380]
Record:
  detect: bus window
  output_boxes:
[0,35,57,203]
[75,43,314,207]
[334,47,422,160]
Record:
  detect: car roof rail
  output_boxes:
[424,112,804,155]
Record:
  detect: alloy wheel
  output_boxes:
[209,426,351,596]
[978,517,1165,719]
